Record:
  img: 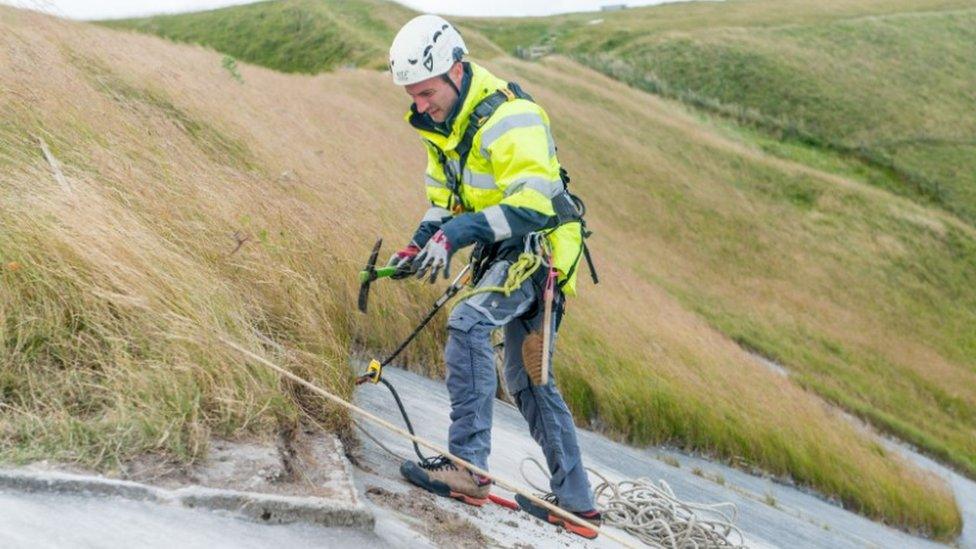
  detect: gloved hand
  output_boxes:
[386,243,421,280]
[414,230,452,283]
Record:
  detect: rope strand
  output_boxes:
[452,251,543,309]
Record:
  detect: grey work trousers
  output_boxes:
[444,259,594,512]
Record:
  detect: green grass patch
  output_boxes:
[100,0,417,73]
[467,2,976,224]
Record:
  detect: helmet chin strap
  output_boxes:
[442,73,460,96]
[441,60,462,96]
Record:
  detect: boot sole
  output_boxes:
[514,494,599,539]
[400,461,489,507]
[548,514,599,539]
[450,491,489,506]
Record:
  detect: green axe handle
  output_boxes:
[359,266,397,284]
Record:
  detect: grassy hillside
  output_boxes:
[464,0,976,224]
[525,54,975,494]
[0,5,969,539]
[102,0,503,73]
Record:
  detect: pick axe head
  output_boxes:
[358,238,383,313]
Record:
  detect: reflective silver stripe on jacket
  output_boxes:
[504,177,562,199]
[422,206,451,223]
[425,174,446,188]
[482,205,512,242]
[463,168,498,190]
[479,112,553,158]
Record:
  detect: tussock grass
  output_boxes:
[0,6,965,538]
[0,8,442,467]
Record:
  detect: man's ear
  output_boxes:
[450,62,464,87]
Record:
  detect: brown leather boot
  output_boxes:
[515,493,603,539]
[401,456,491,506]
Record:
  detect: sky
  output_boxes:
[1,0,679,20]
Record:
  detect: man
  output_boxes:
[386,15,601,539]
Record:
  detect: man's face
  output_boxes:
[405,64,461,123]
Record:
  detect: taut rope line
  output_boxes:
[217,337,639,549]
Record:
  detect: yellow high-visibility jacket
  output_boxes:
[405,62,584,295]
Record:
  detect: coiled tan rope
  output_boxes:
[522,457,746,548]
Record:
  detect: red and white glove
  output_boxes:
[414,230,452,283]
[387,243,421,279]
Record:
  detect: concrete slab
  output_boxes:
[0,468,372,529]
[0,432,372,531]
[0,489,385,549]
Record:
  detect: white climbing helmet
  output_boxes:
[389,14,467,86]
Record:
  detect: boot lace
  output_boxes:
[419,455,457,471]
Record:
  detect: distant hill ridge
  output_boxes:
[102,0,502,73]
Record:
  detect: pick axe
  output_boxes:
[358,238,398,313]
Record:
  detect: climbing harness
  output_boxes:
[431,82,533,214]
[521,457,746,548]
[451,232,548,309]
[553,167,599,288]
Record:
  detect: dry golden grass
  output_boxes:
[0,6,963,537]
[0,7,443,466]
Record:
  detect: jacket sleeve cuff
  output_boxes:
[439,205,554,250]
[410,220,442,249]
[410,206,453,248]
[438,214,485,251]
